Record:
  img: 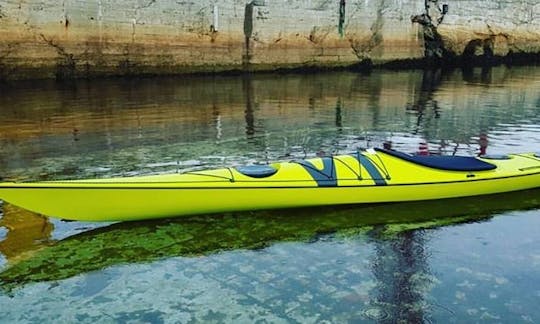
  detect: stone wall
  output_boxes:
[0,0,538,80]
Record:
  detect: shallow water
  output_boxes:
[1,66,540,322]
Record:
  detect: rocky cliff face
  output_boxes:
[413,0,540,62]
[0,0,538,80]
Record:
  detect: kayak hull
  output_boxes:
[2,150,540,222]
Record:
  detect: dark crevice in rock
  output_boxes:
[348,0,387,67]
[338,0,345,37]
[39,34,76,80]
[411,0,453,65]
[242,2,254,70]
[409,1,539,68]
[242,1,266,71]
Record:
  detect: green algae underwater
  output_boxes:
[1,188,540,294]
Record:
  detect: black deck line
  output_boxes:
[293,158,337,187]
[353,153,387,185]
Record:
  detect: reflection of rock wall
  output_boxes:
[0,1,538,80]
[0,67,539,143]
[0,66,539,179]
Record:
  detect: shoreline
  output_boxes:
[1,53,539,83]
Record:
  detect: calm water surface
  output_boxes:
[1,66,540,322]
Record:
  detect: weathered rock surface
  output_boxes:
[0,0,538,80]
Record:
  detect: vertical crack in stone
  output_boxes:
[39,34,76,79]
[338,0,346,38]
[62,0,69,29]
[243,2,254,70]
[242,1,266,70]
[199,6,219,42]
[131,18,136,43]
[370,1,386,50]
[348,0,388,64]
[97,0,103,43]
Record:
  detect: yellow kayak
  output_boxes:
[1,148,540,222]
